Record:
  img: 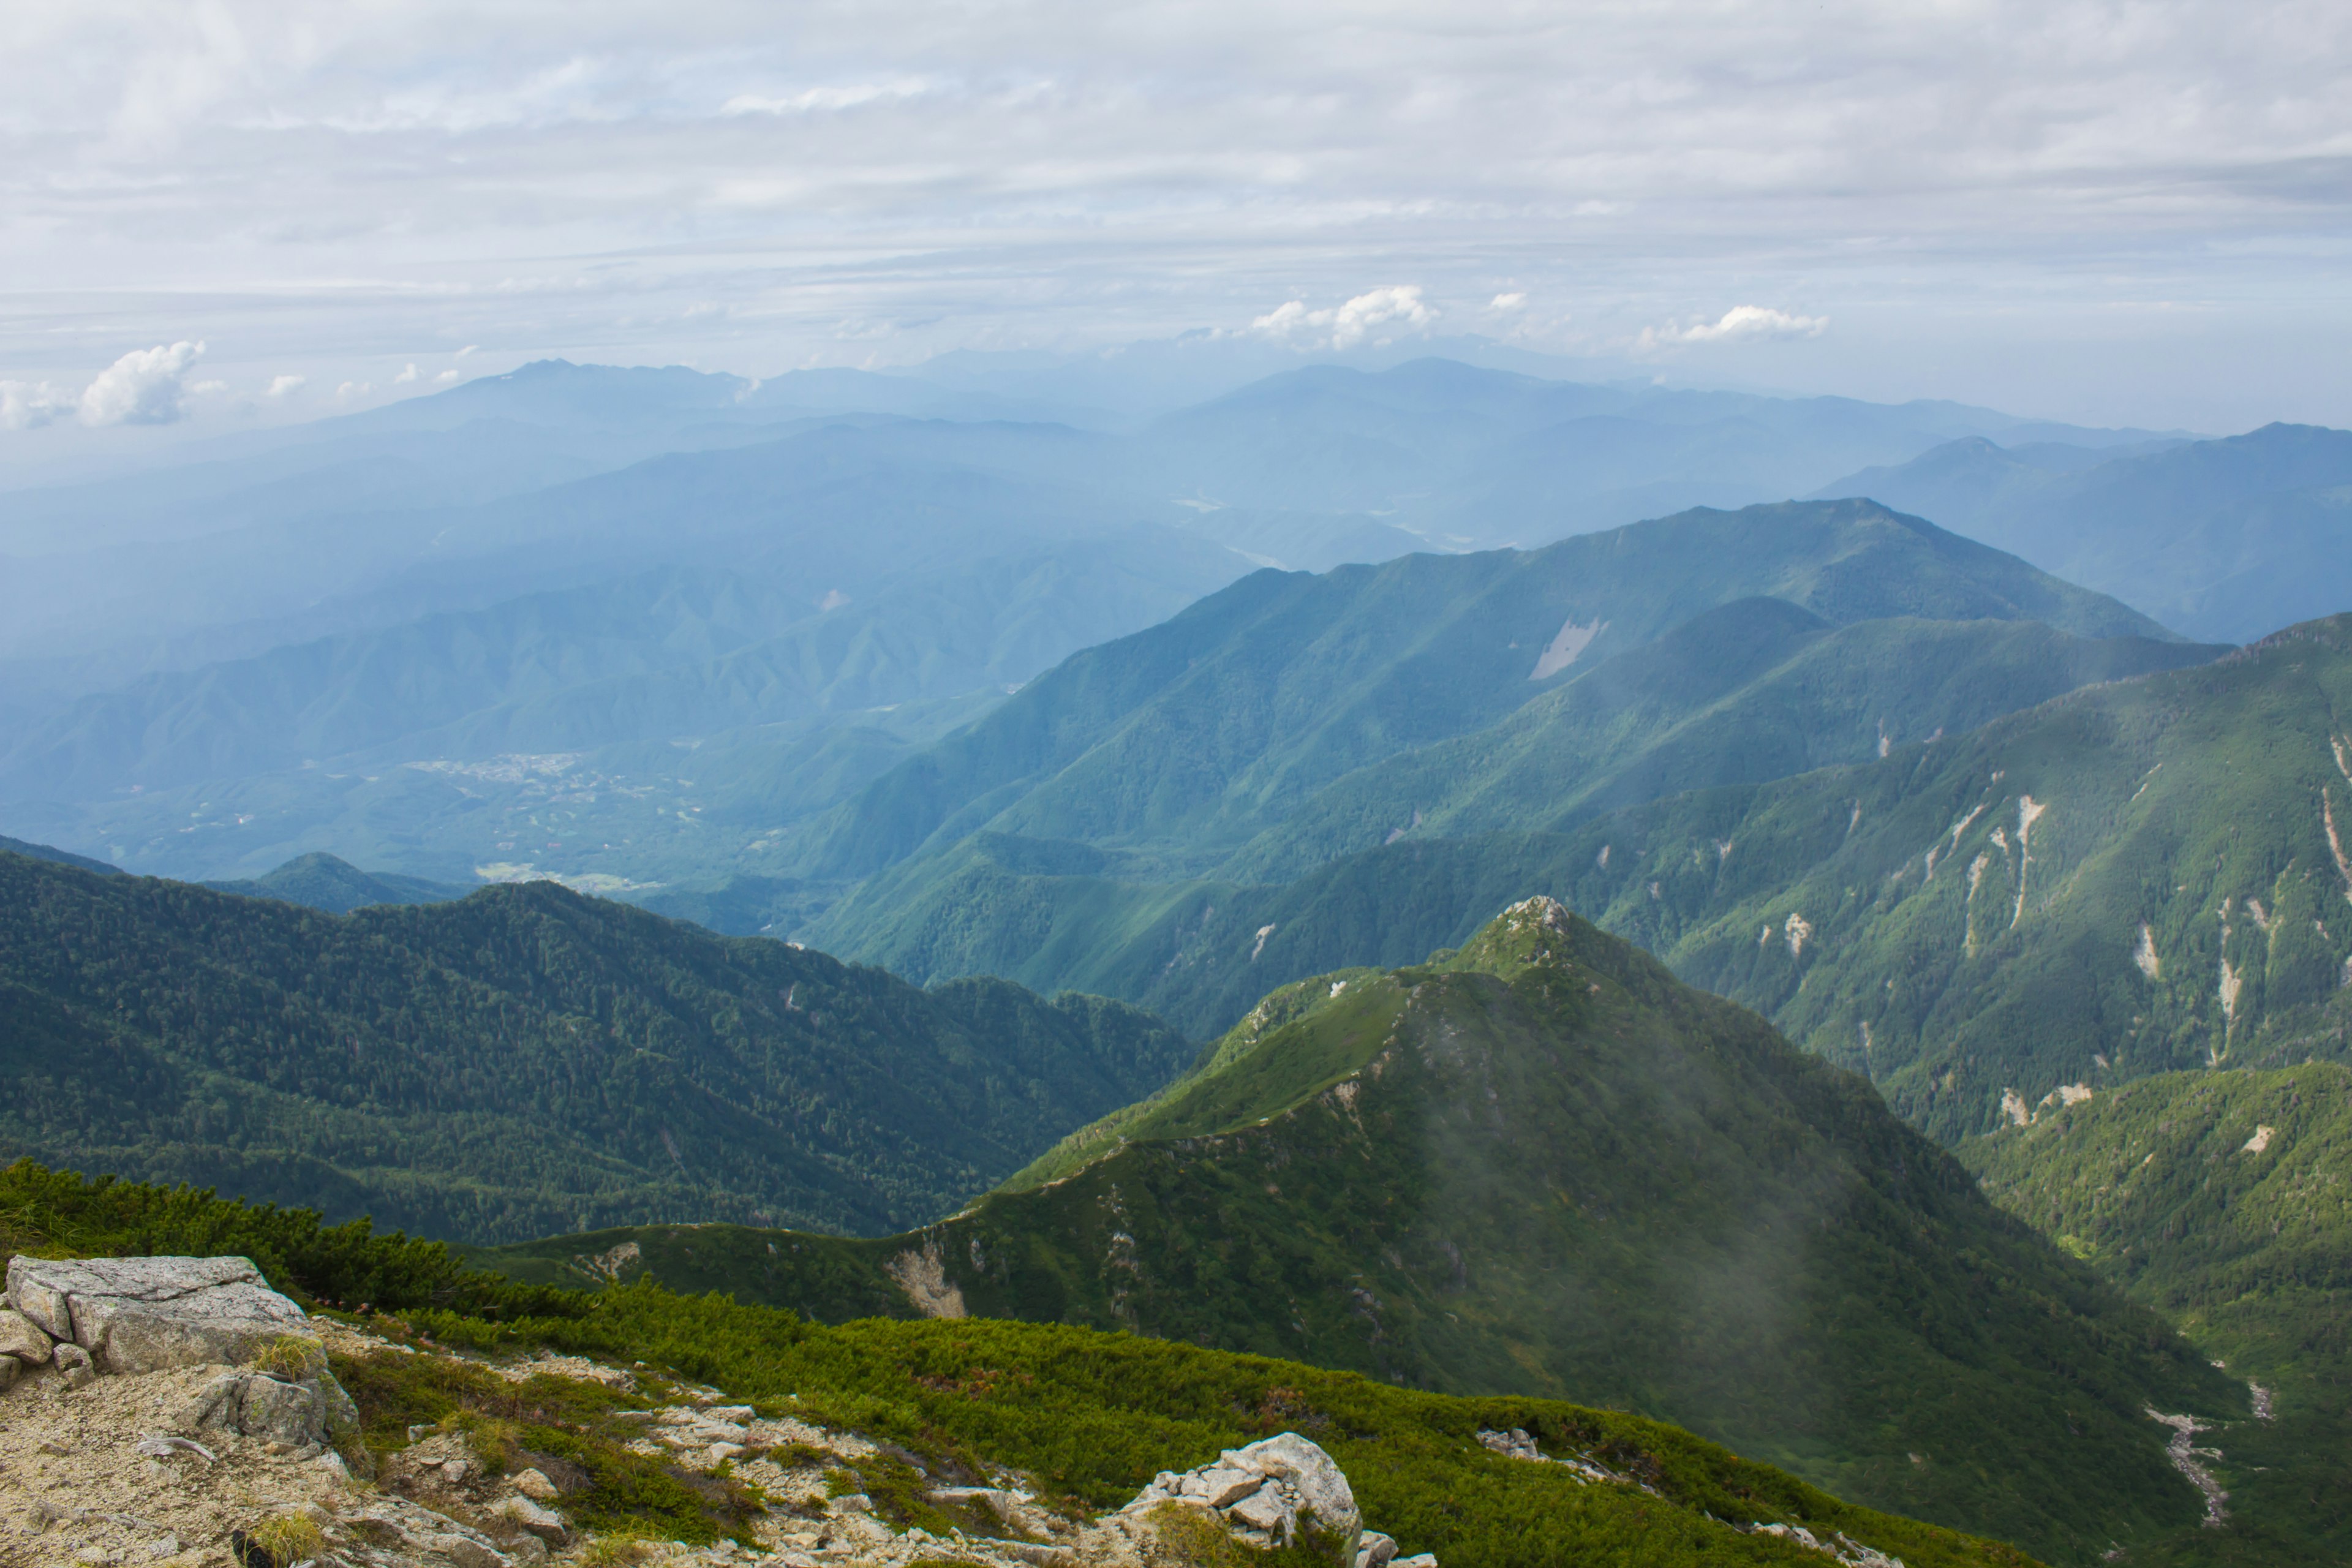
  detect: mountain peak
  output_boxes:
[1443,894,1581,979]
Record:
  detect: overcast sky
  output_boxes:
[4,0,2349,440]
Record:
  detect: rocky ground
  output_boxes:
[0,1255,1415,1568]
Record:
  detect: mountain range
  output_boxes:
[0,353,2274,901]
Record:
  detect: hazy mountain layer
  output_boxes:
[0,848,1191,1243]
[1819,422,2352,643]
[475,900,2239,1566]
[1964,1065,2352,1565]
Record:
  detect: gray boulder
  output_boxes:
[6,1254,308,1373]
[175,1365,359,1452]
[0,1306,53,1363]
[1122,1431,1365,1565]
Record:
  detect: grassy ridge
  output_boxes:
[0,1156,2037,1568]
[0,850,1192,1242]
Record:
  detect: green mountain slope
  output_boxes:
[792,499,2178,888]
[0,848,1191,1243]
[1197,603,2212,883]
[475,900,2241,1566]
[1964,1066,2352,1565]
[0,1160,2041,1568]
[205,850,467,913]
[822,616,2352,1116]
[805,608,2217,1035]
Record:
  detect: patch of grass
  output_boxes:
[238,1511,326,1567]
[246,1334,329,1381]
[1145,1501,1345,1568]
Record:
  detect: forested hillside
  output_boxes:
[796,497,2173,883]
[477,900,2241,1567]
[805,617,2350,1133]
[0,848,1191,1242]
[1966,1065,2352,1564]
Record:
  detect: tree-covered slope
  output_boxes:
[804,608,2217,1034]
[475,900,2241,1567]
[1204,603,2213,883]
[0,848,1192,1243]
[820,616,2352,1122]
[791,499,2177,888]
[1964,1066,2352,1564]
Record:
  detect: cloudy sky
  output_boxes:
[4,0,2349,439]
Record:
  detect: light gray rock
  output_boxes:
[509,1468,560,1502]
[168,1366,352,1451]
[1226,1433,1362,1556]
[492,1496,567,1543]
[1185,1466,1263,1507]
[1123,1432,1377,1565]
[239,1374,327,1447]
[1393,1555,1437,1568]
[0,1306,53,1363]
[6,1255,307,1374]
[1226,1487,1297,1539]
[1356,1531,1398,1568]
[53,1341,97,1389]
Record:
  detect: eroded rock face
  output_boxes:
[6,1254,308,1373]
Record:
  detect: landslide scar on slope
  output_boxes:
[886,1239,968,1319]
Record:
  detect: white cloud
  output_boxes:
[265,374,306,398]
[335,380,371,401]
[455,345,478,357]
[1637,306,1829,353]
[1489,292,1528,312]
[1252,286,1436,350]
[722,78,934,116]
[436,369,460,382]
[77,341,206,426]
[393,362,421,383]
[0,380,75,431]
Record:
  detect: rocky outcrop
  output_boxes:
[7,1255,308,1373]
[1121,1432,1414,1567]
[172,1363,361,1453]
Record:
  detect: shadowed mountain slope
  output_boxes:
[0,848,1191,1243]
